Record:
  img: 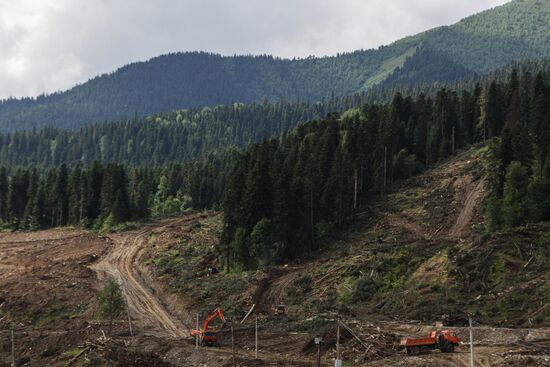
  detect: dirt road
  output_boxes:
[91,214,212,338]
[448,177,484,240]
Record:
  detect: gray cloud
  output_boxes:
[0,0,509,99]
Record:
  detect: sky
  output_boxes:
[0,0,509,99]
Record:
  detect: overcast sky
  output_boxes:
[0,0,509,99]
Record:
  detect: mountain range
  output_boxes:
[0,0,548,132]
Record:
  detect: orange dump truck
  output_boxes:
[400,330,461,355]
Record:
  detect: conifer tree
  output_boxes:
[242,143,272,231]
[132,170,151,219]
[100,164,117,218]
[87,161,103,220]
[529,72,550,177]
[98,277,125,334]
[0,167,7,222]
[220,155,246,270]
[22,170,39,229]
[482,81,504,139]
[54,164,69,226]
[68,166,82,225]
[112,189,131,224]
[528,176,550,222]
[7,169,29,228]
[501,161,530,227]
[30,183,46,230]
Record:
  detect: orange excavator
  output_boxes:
[191,307,226,346]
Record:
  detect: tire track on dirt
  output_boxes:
[92,229,186,338]
[448,179,484,240]
[258,268,303,312]
[91,214,212,338]
[380,211,431,241]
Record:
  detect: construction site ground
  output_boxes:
[1,146,549,366]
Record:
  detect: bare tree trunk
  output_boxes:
[11,329,15,367]
[539,154,544,179]
[353,168,358,210]
[483,119,487,143]
[79,199,84,224]
[383,146,387,194]
[309,189,314,251]
[452,126,456,155]
[109,295,114,334]
[226,248,230,272]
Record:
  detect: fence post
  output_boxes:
[196,313,199,348]
[255,316,258,359]
[231,324,236,366]
[11,329,15,367]
[469,316,475,367]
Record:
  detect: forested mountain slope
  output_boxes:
[2,60,548,169]
[0,0,548,132]
[0,96,364,167]
[2,67,548,332]
[2,68,548,243]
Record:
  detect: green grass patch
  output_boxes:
[62,347,85,358]
[488,252,507,284]
[363,46,418,88]
[294,317,334,335]
[20,299,75,327]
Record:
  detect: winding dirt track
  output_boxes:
[448,179,484,240]
[91,214,210,338]
[258,267,303,312]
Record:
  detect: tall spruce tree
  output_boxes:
[530,73,550,178]
[54,164,69,226]
[501,161,530,227]
[0,167,7,222]
[68,165,82,225]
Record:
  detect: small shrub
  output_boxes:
[353,277,380,302]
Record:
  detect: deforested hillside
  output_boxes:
[1,68,549,367]
[1,0,549,132]
[1,147,549,367]
[217,69,550,271]
[138,145,548,329]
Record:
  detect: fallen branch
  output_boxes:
[240,304,256,324]
[434,225,444,235]
[67,346,90,365]
[338,320,370,351]
[317,265,349,284]
[523,256,534,269]
[319,286,330,298]
[525,303,549,319]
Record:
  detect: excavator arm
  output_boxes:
[201,307,226,332]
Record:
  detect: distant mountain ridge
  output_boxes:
[1,0,548,132]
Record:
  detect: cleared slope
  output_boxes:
[145,145,548,329]
[262,145,549,327]
[138,145,550,366]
